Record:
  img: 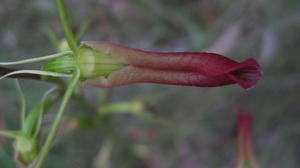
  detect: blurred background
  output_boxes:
[0,0,300,167]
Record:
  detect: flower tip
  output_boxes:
[237,110,252,124]
[226,59,263,89]
[236,110,252,137]
[236,110,257,168]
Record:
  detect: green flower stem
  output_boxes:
[55,0,78,57]
[34,70,80,168]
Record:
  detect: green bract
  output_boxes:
[42,55,76,75]
[42,44,126,80]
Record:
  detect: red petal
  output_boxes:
[85,66,236,88]
[81,41,237,73]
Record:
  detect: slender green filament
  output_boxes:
[0,51,72,66]
[33,87,58,138]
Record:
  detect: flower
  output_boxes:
[236,110,258,168]
[43,41,262,89]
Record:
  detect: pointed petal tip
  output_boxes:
[226,59,263,89]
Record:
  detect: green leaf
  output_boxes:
[22,87,58,138]
[0,130,22,139]
[22,104,43,137]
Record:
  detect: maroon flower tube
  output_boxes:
[79,41,262,89]
[236,110,258,168]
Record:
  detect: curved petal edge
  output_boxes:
[225,59,262,89]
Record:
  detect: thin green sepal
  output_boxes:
[15,79,26,128]
[0,51,72,66]
[33,87,58,138]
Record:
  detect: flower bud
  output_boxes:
[14,137,39,166]
[58,39,71,52]
[236,111,258,168]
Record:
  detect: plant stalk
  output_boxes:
[34,70,80,168]
[55,0,78,57]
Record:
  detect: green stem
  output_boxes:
[34,70,80,168]
[55,0,78,57]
